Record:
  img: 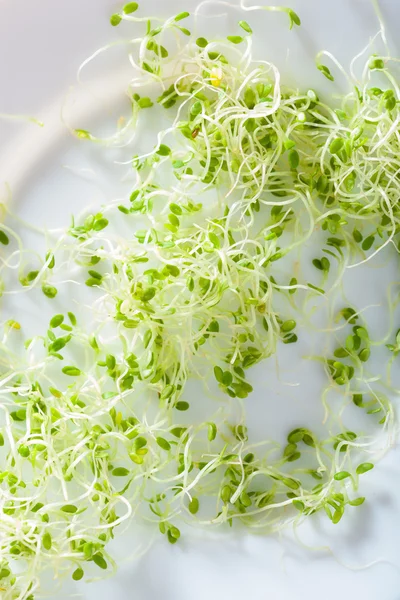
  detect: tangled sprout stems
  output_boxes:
[0,3,399,599]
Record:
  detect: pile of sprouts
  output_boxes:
[0,3,399,599]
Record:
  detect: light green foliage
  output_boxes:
[0,3,398,598]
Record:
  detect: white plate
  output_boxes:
[1,1,400,599]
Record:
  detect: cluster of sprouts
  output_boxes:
[0,3,399,599]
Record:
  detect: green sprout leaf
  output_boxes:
[196,37,208,48]
[123,2,139,14]
[175,11,190,21]
[227,36,244,44]
[157,144,171,156]
[110,14,122,26]
[72,568,84,581]
[0,230,9,245]
[334,471,351,481]
[42,285,58,299]
[189,497,199,514]
[50,314,64,328]
[317,63,334,81]
[286,9,301,29]
[92,554,108,570]
[356,463,374,475]
[42,532,52,550]
[62,366,81,377]
[239,20,253,34]
[156,437,171,451]
[61,504,78,514]
[112,467,130,476]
